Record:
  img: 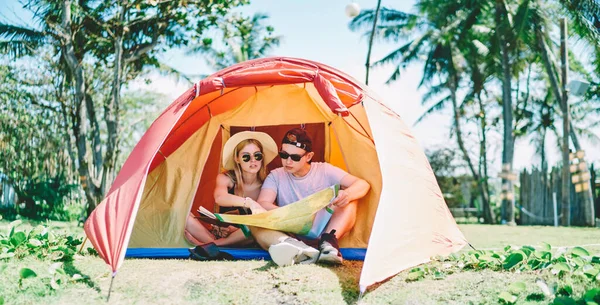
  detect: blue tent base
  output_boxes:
[126,248,366,261]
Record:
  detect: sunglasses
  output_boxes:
[279,151,306,162]
[241,152,263,162]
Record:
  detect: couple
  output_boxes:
[185,128,370,266]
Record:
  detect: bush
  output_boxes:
[11,177,84,222]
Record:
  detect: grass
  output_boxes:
[1,221,599,305]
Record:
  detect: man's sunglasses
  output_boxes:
[279,151,306,162]
[241,152,263,162]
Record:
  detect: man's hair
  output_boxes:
[281,128,312,152]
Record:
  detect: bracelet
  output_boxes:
[243,197,250,208]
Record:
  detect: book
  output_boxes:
[196,206,252,237]
[197,206,217,219]
[196,206,231,227]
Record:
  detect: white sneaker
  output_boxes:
[268,238,319,266]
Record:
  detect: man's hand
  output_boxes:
[331,189,350,208]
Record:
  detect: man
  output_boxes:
[254,128,370,266]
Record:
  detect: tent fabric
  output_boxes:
[125,248,367,260]
[84,57,467,290]
[359,98,468,290]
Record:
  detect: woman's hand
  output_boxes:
[247,199,267,214]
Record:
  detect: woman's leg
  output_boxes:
[185,214,215,245]
[212,229,253,247]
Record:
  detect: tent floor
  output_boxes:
[126,248,366,260]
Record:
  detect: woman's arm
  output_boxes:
[214,174,266,213]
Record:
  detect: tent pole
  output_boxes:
[78,237,88,254]
[468,243,477,250]
[107,272,117,302]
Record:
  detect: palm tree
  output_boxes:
[190,13,282,71]
[350,0,600,226]
[349,1,498,224]
[516,0,599,225]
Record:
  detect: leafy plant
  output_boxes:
[0,220,83,262]
[18,267,37,289]
[416,244,600,303]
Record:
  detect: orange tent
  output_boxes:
[84,57,467,292]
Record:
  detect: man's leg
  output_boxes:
[325,200,358,239]
[251,227,319,266]
[250,226,288,250]
[318,200,358,264]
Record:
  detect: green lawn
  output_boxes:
[1,221,599,305]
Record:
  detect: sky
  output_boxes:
[2,0,599,174]
[145,0,468,165]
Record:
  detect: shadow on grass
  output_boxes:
[252,259,366,304]
[253,261,279,272]
[329,261,395,304]
[63,260,101,293]
[329,261,363,305]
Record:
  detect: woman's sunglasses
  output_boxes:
[279,151,306,162]
[241,152,263,162]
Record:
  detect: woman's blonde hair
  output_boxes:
[225,138,268,197]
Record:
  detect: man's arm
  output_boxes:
[256,188,279,210]
[331,174,370,208]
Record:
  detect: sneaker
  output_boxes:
[317,229,343,265]
[268,238,320,266]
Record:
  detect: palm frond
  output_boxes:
[0,40,37,57]
[512,0,533,38]
[559,0,600,45]
[373,30,432,68]
[414,94,451,126]
[348,7,420,32]
[384,66,401,84]
[421,83,447,105]
[573,125,600,145]
[0,23,45,41]
[0,23,46,58]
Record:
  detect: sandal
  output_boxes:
[188,242,234,261]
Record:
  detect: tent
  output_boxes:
[84,57,467,292]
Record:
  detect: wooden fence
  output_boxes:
[519,166,597,226]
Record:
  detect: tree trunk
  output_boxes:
[477,94,495,224]
[448,75,488,223]
[496,0,516,225]
[539,24,595,226]
[60,0,103,216]
[365,0,382,85]
[560,18,571,226]
[101,10,125,196]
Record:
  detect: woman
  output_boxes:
[185,131,277,247]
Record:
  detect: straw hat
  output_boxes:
[222,131,278,170]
